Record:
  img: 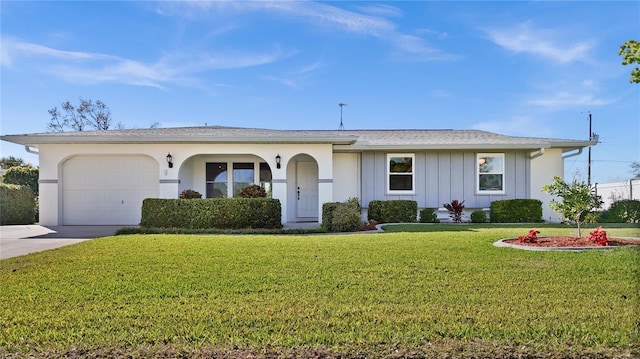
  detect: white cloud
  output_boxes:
[1,36,292,88]
[526,91,613,109]
[356,4,403,18]
[1,36,114,67]
[484,22,594,64]
[392,34,458,61]
[160,1,455,62]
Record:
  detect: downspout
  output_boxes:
[562,148,583,159]
[529,148,545,159]
[24,145,39,155]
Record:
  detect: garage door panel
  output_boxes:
[63,155,159,225]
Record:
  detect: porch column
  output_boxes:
[318,179,333,224]
[272,179,287,223]
[159,179,180,198]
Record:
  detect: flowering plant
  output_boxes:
[588,226,609,246]
[518,229,540,243]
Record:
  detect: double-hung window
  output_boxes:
[387,154,415,194]
[477,153,505,194]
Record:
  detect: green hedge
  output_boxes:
[470,210,488,223]
[490,199,543,223]
[419,208,439,223]
[599,199,640,223]
[322,202,341,230]
[321,202,361,232]
[2,166,39,197]
[0,183,35,225]
[140,198,282,229]
[367,200,417,223]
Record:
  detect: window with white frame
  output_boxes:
[387,154,415,193]
[477,153,505,194]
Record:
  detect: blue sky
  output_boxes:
[1,1,639,184]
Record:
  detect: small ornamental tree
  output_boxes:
[542,176,603,237]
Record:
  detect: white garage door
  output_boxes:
[63,155,159,225]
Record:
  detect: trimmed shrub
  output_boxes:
[179,189,202,199]
[322,202,341,230]
[140,198,282,229]
[0,183,35,225]
[470,210,488,223]
[419,208,439,223]
[330,202,362,232]
[490,199,543,223]
[2,166,39,197]
[601,199,640,223]
[239,184,267,198]
[368,200,417,223]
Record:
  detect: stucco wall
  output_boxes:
[332,152,361,203]
[529,148,564,222]
[35,142,334,225]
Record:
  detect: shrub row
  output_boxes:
[140,198,282,229]
[368,200,417,223]
[0,183,35,225]
[490,199,543,223]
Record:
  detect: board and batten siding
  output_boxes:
[361,151,530,209]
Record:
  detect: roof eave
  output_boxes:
[0,135,358,146]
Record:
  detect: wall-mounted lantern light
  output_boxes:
[166,153,173,168]
[276,154,281,169]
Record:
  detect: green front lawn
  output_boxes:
[1,225,638,358]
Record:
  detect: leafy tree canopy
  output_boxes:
[2,166,39,197]
[48,98,123,132]
[619,40,640,84]
[0,156,27,170]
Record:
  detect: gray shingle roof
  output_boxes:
[1,125,594,150]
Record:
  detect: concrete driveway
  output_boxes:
[0,225,123,260]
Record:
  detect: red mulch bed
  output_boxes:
[504,236,639,247]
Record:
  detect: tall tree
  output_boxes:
[48,98,120,132]
[0,156,26,170]
[619,40,640,83]
[631,161,640,179]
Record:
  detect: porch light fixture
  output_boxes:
[166,153,173,168]
[276,154,281,169]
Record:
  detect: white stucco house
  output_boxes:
[1,126,595,226]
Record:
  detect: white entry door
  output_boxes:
[296,161,318,219]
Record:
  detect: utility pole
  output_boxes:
[587,112,593,187]
[338,103,347,130]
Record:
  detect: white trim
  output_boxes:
[386,153,415,195]
[476,153,505,195]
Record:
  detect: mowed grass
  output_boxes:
[1,225,639,358]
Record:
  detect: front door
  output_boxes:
[296,161,318,219]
